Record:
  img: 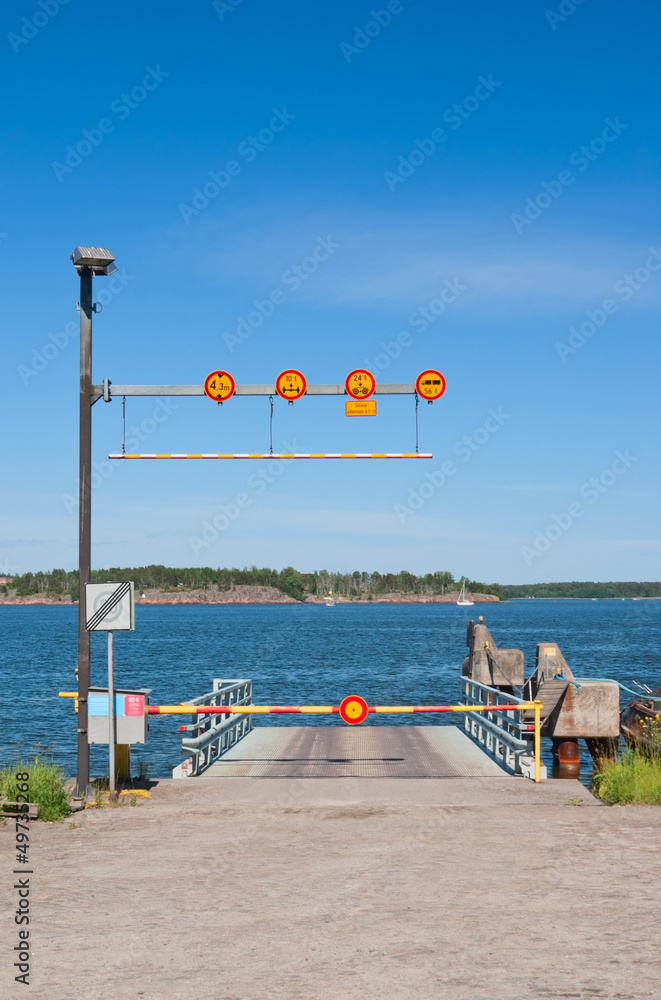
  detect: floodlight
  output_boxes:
[70,246,117,275]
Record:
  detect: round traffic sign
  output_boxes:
[345,369,376,400]
[339,695,369,725]
[91,589,125,626]
[275,369,307,401]
[415,369,446,402]
[204,370,236,402]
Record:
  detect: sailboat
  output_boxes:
[324,591,336,607]
[457,581,474,607]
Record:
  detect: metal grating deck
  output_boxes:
[200,725,507,778]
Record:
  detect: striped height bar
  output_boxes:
[109,453,433,460]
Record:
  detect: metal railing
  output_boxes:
[461,677,546,780]
[173,679,253,778]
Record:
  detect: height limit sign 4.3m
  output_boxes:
[204,370,236,403]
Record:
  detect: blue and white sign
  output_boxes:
[89,694,126,717]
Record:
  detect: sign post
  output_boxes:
[77,266,93,796]
[70,246,117,796]
[107,632,115,797]
[86,582,135,795]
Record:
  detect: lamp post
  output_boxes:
[70,246,117,795]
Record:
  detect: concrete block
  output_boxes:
[462,623,525,686]
[547,680,620,738]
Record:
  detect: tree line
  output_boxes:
[500,581,661,599]
[5,566,501,602]
[4,567,660,601]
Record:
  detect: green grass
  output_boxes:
[0,753,72,821]
[593,749,661,805]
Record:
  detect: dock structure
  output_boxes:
[462,617,621,776]
[164,613,622,784]
[177,725,507,779]
[60,615,624,785]
[168,679,544,781]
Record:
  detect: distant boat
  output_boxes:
[324,591,336,607]
[457,582,474,607]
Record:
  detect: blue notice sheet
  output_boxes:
[88,694,126,717]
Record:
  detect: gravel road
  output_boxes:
[2,776,659,1000]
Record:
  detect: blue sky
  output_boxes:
[1,0,659,584]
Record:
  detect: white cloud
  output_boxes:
[191,206,661,314]
[489,483,572,495]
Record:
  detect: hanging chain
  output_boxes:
[269,395,274,455]
[122,396,126,456]
[414,392,419,454]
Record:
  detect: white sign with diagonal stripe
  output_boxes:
[86,582,135,631]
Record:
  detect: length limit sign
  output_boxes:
[345,369,375,400]
[204,370,236,402]
[415,369,446,402]
[276,369,307,401]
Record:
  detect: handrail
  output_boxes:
[468,710,532,749]
[462,678,530,704]
[461,677,545,781]
[177,679,253,777]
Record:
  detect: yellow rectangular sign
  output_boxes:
[345,400,377,416]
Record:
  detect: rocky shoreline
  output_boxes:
[0,585,500,606]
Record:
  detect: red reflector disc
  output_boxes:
[339,695,368,725]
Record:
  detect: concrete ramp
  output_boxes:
[200,725,507,778]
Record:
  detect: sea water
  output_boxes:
[2,600,660,780]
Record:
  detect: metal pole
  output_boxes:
[76,267,93,795]
[107,631,116,799]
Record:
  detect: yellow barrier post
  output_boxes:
[115,744,131,782]
[534,700,542,783]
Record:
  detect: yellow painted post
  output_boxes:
[115,744,131,782]
[534,701,542,783]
